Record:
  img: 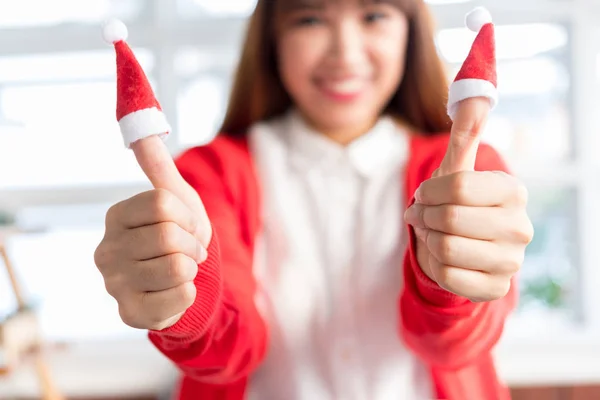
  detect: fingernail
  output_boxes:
[196,242,207,263]
[414,227,427,242]
[404,205,419,226]
[414,186,422,203]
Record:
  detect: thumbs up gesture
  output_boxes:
[94,136,213,331]
[404,98,533,302]
[94,20,212,331]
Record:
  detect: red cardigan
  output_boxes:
[148,131,517,400]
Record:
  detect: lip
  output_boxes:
[315,77,367,102]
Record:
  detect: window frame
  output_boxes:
[0,0,599,345]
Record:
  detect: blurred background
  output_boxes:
[0,0,600,399]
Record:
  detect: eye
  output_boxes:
[364,11,388,23]
[295,15,322,26]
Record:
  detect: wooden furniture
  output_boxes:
[511,385,600,400]
[0,337,178,399]
[0,227,65,400]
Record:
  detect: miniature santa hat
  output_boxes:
[447,7,498,121]
[102,19,171,148]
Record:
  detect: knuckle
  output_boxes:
[433,235,456,264]
[93,243,107,269]
[105,202,121,228]
[93,240,117,272]
[442,205,460,230]
[151,189,175,218]
[118,304,141,329]
[178,282,197,309]
[167,254,197,284]
[509,214,535,244]
[451,172,470,202]
[453,121,480,140]
[103,275,123,299]
[502,251,524,275]
[156,222,180,251]
[513,227,534,245]
[471,278,512,303]
[189,213,199,234]
[491,279,512,300]
[435,266,458,293]
[505,258,522,275]
[523,218,535,243]
[513,182,529,206]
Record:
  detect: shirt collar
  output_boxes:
[285,109,408,178]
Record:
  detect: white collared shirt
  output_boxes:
[247,110,432,400]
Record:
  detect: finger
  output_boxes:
[107,189,198,234]
[125,222,201,261]
[131,135,188,194]
[428,255,512,302]
[139,283,196,329]
[131,136,207,242]
[131,254,198,292]
[414,170,525,207]
[406,204,533,243]
[438,97,491,175]
[420,230,523,275]
[120,282,196,330]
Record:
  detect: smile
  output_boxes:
[316,78,367,101]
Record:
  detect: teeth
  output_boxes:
[321,80,364,94]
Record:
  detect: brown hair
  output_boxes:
[219,0,452,137]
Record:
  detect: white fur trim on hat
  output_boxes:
[465,7,492,32]
[447,79,498,121]
[102,18,128,44]
[118,107,171,148]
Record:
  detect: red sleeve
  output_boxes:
[147,138,268,385]
[399,139,518,370]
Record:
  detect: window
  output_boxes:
[519,186,579,327]
[177,0,257,19]
[174,47,235,147]
[0,0,141,27]
[0,50,155,189]
[177,75,228,147]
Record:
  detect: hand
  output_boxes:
[404,97,534,302]
[94,136,212,330]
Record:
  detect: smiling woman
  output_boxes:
[220,0,451,139]
[1,1,600,399]
[274,0,413,143]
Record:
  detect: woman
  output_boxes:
[95,0,533,398]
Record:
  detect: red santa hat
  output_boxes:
[447,7,498,121]
[102,19,171,148]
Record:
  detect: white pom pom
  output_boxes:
[465,7,492,32]
[102,18,128,44]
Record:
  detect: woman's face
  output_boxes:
[276,0,410,143]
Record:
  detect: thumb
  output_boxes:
[437,97,490,176]
[103,18,210,245]
[131,135,185,193]
[131,136,210,245]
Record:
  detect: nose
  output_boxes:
[328,18,365,68]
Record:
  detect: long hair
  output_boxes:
[219,0,452,137]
